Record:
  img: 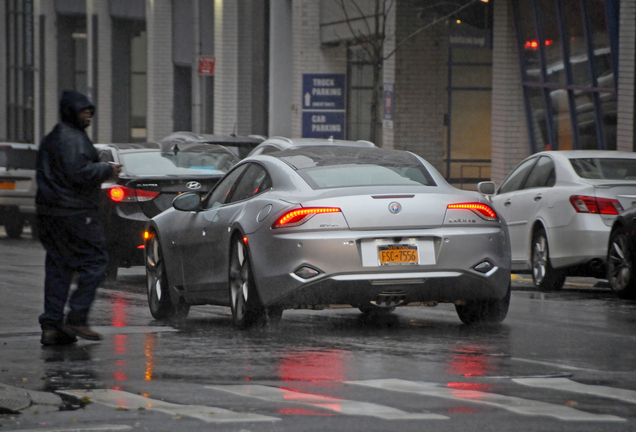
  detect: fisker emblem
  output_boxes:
[389,202,402,214]
[186,181,201,190]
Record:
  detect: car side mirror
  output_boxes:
[172,192,201,212]
[478,181,496,196]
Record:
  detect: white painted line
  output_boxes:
[510,357,600,372]
[206,384,448,420]
[57,389,279,423]
[513,378,636,404]
[4,426,132,432]
[347,379,625,422]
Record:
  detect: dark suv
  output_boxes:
[0,143,38,238]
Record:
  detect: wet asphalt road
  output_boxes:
[1,230,636,432]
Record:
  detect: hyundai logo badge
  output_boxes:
[389,202,402,214]
[186,181,202,190]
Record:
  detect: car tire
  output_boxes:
[229,236,264,328]
[5,215,24,239]
[146,234,180,320]
[607,229,636,299]
[455,284,511,325]
[531,228,565,291]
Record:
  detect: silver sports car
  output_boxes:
[145,145,511,327]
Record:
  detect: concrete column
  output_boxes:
[0,1,7,140]
[269,0,292,137]
[192,0,202,134]
[616,0,636,152]
[214,0,239,135]
[381,2,396,149]
[41,0,58,135]
[146,0,173,142]
[94,0,112,143]
[490,0,529,185]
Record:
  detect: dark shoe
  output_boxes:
[41,329,78,346]
[63,325,102,341]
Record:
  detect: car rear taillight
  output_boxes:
[108,186,160,203]
[569,195,623,215]
[447,203,498,221]
[272,207,342,228]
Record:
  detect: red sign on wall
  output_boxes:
[198,56,215,75]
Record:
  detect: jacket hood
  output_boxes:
[60,90,95,130]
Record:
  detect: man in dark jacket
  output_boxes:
[36,89,121,346]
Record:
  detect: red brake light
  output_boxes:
[108,186,159,203]
[273,207,342,228]
[570,195,622,215]
[447,203,498,221]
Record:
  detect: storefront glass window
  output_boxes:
[513,0,617,152]
[562,0,590,86]
[516,0,540,82]
[536,0,565,85]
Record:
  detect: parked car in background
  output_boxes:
[97,140,245,281]
[247,136,375,156]
[162,131,264,159]
[145,144,511,327]
[606,206,636,299]
[0,143,38,239]
[479,150,636,291]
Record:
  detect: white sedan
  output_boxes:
[479,150,636,291]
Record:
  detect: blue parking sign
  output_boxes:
[302,111,346,140]
[302,74,346,110]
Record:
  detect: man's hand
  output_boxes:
[109,163,123,180]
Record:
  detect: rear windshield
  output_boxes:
[0,146,37,170]
[121,150,239,175]
[279,147,436,189]
[570,158,636,180]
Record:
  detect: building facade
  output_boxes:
[2,0,634,187]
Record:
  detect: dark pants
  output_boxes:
[37,212,108,330]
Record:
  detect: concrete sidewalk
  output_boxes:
[0,382,64,414]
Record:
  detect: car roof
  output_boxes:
[95,142,160,151]
[160,131,264,147]
[260,136,376,149]
[534,150,636,160]
[0,142,38,150]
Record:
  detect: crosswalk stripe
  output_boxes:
[205,384,448,420]
[513,378,636,404]
[1,427,132,432]
[347,379,626,422]
[58,389,280,423]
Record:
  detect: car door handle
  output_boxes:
[534,195,542,201]
[504,199,511,206]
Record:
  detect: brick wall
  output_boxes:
[393,2,447,173]
[290,0,347,138]
[490,0,529,185]
[146,0,173,142]
[616,0,636,152]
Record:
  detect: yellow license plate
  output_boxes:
[0,181,15,190]
[378,244,419,266]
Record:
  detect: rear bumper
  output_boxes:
[249,226,511,307]
[547,215,610,269]
[101,206,149,266]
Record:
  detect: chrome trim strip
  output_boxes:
[332,271,461,281]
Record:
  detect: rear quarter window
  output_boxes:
[0,146,37,170]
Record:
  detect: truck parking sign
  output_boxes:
[302,74,346,139]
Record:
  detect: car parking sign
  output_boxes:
[302,74,346,139]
